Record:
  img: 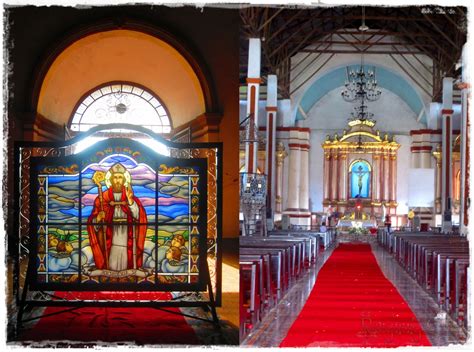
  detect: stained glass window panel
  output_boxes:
[158,174,191,224]
[29,140,208,291]
[70,83,171,133]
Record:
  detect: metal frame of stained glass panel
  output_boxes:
[13,124,223,329]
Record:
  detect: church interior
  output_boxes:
[4,4,239,346]
[239,5,471,347]
[2,2,473,349]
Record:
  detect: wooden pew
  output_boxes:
[240,247,285,300]
[377,232,470,330]
[240,254,272,313]
[240,239,296,285]
[252,237,307,276]
[239,261,259,340]
[265,232,318,267]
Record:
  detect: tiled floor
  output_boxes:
[370,242,468,346]
[242,240,468,347]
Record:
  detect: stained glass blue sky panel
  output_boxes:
[158,175,190,223]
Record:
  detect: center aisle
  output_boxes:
[280,243,431,347]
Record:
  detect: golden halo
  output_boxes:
[105,169,131,188]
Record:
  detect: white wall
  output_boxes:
[396,135,412,214]
[306,87,424,133]
[307,130,326,212]
[408,169,435,207]
[428,102,462,131]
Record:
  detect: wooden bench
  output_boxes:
[240,247,286,300]
[239,261,259,340]
[240,254,273,312]
[378,232,470,330]
[240,239,297,285]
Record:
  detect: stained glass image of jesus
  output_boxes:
[87,162,148,271]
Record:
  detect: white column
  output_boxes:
[275,142,286,214]
[286,141,301,211]
[331,154,339,203]
[340,154,347,201]
[374,154,381,201]
[265,75,277,219]
[323,152,330,201]
[460,87,470,235]
[391,155,397,202]
[298,128,311,227]
[299,146,310,211]
[372,155,379,201]
[245,38,261,174]
[441,77,453,232]
[435,158,442,214]
[383,155,390,202]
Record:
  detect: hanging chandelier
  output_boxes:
[350,98,374,121]
[341,6,382,104]
[341,66,381,103]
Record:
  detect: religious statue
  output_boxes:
[87,163,148,272]
[354,165,368,197]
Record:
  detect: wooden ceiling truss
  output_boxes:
[240,6,467,101]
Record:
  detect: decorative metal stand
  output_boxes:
[12,124,223,336]
[240,173,267,236]
[16,258,220,331]
[239,114,268,236]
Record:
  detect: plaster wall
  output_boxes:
[305,87,424,134]
[38,30,205,128]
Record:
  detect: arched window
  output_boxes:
[70,83,171,134]
[350,160,371,198]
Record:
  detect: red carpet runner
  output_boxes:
[280,243,431,347]
[20,292,201,345]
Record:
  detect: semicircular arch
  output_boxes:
[34,20,217,131]
[295,64,427,125]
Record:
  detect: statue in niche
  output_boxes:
[354,165,368,197]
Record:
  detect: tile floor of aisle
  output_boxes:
[242,240,468,347]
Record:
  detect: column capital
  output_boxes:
[276,143,288,165]
[442,109,454,115]
[247,77,262,84]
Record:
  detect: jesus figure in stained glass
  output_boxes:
[87,163,147,271]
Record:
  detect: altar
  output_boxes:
[337,219,377,228]
[322,118,400,218]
